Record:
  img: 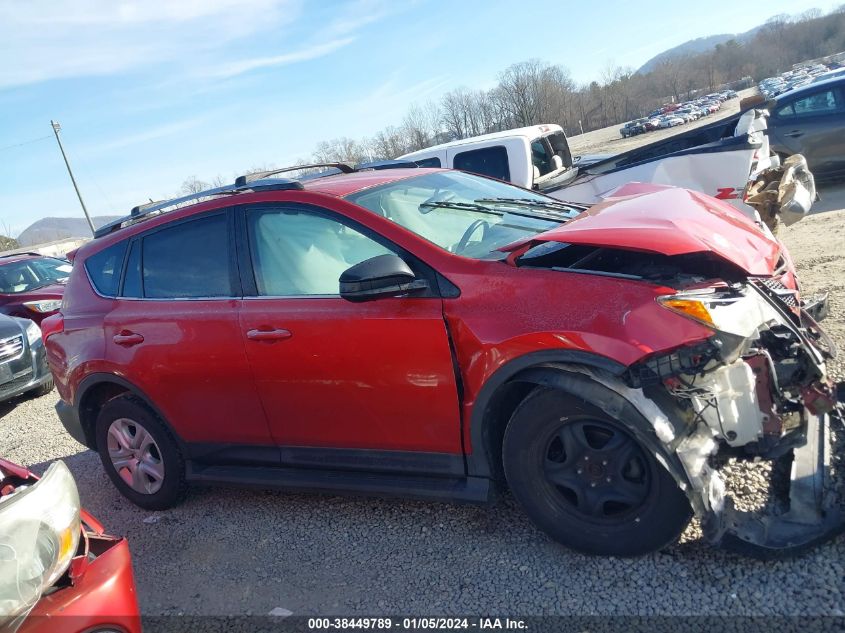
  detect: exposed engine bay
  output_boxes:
[517,239,842,557]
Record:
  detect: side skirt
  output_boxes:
[185,462,493,505]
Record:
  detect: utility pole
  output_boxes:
[50,120,95,235]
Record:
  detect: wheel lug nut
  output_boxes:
[584,456,589,461]
[606,477,611,482]
[602,460,608,465]
[590,482,596,487]
[576,469,582,474]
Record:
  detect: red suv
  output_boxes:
[43,165,840,558]
[0,254,70,324]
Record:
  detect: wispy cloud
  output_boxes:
[0,0,303,89]
[80,117,210,156]
[207,37,356,79]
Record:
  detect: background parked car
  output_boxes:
[0,313,51,403]
[767,75,845,182]
[0,254,71,325]
[619,119,647,138]
[0,458,140,633]
[658,114,684,128]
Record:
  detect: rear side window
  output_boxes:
[415,156,441,168]
[141,214,232,298]
[85,241,127,297]
[452,146,510,181]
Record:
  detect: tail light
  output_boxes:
[41,313,64,342]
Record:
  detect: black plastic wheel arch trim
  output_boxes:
[466,350,628,479]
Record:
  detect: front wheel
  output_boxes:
[95,394,187,510]
[503,387,692,556]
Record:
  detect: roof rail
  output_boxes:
[235,163,354,188]
[95,177,304,239]
[355,159,419,171]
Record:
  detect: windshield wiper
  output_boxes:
[421,199,579,225]
[419,201,506,216]
[475,197,586,215]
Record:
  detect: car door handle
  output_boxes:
[113,332,144,346]
[784,130,804,138]
[246,328,292,341]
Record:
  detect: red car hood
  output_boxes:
[504,183,780,276]
[26,283,65,297]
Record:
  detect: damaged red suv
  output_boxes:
[43,164,840,557]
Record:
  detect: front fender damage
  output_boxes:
[525,352,843,558]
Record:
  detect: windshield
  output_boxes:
[0,257,72,294]
[345,171,581,259]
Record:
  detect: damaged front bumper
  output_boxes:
[627,280,842,558]
[746,153,816,231]
[702,408,843,558]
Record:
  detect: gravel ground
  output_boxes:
[2,189,844,618]
[2,388,844,617]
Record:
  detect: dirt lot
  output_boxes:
[1,117,844,618]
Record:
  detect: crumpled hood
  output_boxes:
[503,183,780,276]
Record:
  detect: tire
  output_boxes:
[28,376,54,398]
[95,394,187,510]
[502,387,692,556]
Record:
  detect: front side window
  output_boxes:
[346,170,578,259]
[779,89,840,117]
[547,131,572,167]
[0,257,73,295]
[531,139,553,176]
[247,210,393,296]
[452,146,511,181]
[141,214,232,298]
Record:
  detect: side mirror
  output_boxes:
[339,254,428,302]
[551,154,563,171]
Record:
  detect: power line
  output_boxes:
[0,135,53,153]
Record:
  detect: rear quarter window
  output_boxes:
[84,241,127,297]
[415,156,441,168]
[452,146,511,181]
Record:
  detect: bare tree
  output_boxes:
[180,176,210,195]
[312,137,372,164]
[176,6,845,183]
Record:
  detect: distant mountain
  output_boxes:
[637,26,764,74]
[17,216,121,247]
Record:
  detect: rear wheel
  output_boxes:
[503,387,692,556]
[95,395,187,510]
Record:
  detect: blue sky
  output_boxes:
[0,0,838,235]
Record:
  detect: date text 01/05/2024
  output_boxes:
[306,618,528,630]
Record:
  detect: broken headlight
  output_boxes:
[0,461,81,621]
[658,285,781,340]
